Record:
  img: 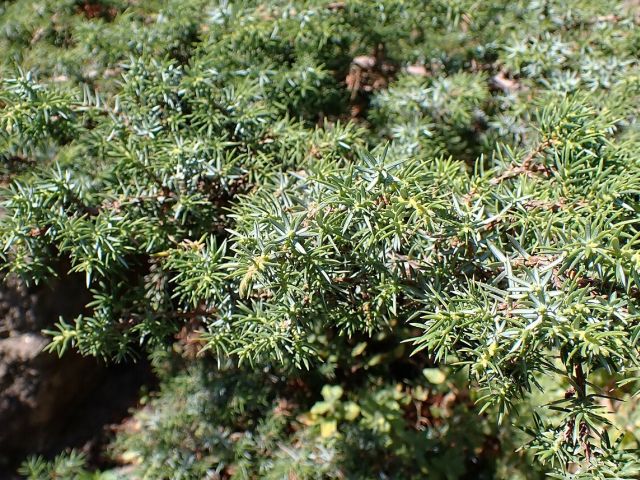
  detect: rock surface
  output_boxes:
[0,272,151,472]
[0,272,95,461]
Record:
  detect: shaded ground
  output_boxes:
[0,272,153,477]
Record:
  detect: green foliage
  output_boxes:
[98,358,530,480]
[4,0,640,478]
[19,450,105,480]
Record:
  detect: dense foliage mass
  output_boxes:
[2,0,640,478]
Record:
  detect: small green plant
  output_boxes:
[3,0,640,478]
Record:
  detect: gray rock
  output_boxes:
[0,272,96,460]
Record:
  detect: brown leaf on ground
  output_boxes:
[327,2,346,11]
[352,55,377,69]
[491,71,520,93]
[406,64,429,77]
